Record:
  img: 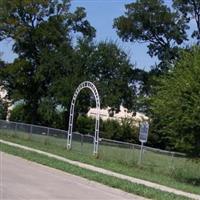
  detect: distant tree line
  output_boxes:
[0,0,200,158]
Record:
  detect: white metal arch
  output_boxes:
[67,81,100,155]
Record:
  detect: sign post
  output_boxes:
[138,121,149,165]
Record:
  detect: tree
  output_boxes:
[76,115,96,134]
[0,57,7,120]
[0,99,7,120]
[113,0,197,115]
[149,46,200,158]
[0,0,137,130]
[0,0,95,124]
[76,115,138,143]
[114,0,188,71]
[9,103,26,122]
[173,0,200,42]
[49,39,137,130]
[74,40,137,111]
[0,53,5,68]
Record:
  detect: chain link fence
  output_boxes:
[1,119,198,179]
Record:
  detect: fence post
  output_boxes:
[14,122,17,136]
[29,124,32,139]
[131,144,136,163]
[170,152,175,171]
[138,142,144,165]
[81,134,83,152]
[45,127,49,145]
[47,127,49,136]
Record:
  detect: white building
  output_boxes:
[0,86,12,120]
[0,86,7,99]
[87,105,148,127]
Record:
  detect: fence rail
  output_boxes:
[0,119,191,174]
[0,119,185,156]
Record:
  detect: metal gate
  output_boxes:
[67,81,100,155]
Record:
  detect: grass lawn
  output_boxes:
[0,142,192,200]
[0,129,199,195]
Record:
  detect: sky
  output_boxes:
[0,0,157,70]
[0,0,197,70]
[71,0,158,70]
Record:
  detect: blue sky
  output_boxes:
[71,0,158,70]
[0,0,197,70]
[0,0,157,70]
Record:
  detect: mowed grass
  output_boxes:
[0,143,192,200]
[0,129,200,195]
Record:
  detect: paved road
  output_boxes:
[0,152,147,200]
[2,140,199,200]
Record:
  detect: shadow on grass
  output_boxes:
[184,178,200,186]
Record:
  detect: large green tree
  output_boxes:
[0,0,136,129]
[114,0,188,71]
[0,0,95,124]
[74,40,137,111]
[113,0,200,115]
[173,0,200,42]
[49,39,137,130]
[0,99,7,120]
[0,56,7,120]
[150,47,200,157]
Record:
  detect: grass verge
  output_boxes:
[0,142,192,200]
[0,131,199,195]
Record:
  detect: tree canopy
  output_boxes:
[173,0,200,42]
[149,47,200,157]
[114,0,188,70]
[0,0,136,127]
[75,40,136,111]
[0,0,97,124]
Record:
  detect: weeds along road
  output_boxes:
[0,152,148,200]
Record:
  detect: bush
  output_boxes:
[76,115,139,143]
[37,98,65,129]
[120,118,139,143]
[150,46,200,157]
[0,100,8,120]
[10,104,26,122]
[102,119,121,139]
[76,115,95,134]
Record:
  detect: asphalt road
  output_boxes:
[0,152,147,200]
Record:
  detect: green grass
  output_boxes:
[0,130,200,195]
[0,143,191,200]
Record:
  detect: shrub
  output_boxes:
[10,104,26,122]
[0,100,7,120]
[76,115,139,143]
